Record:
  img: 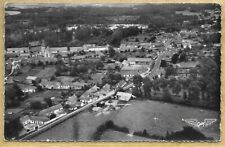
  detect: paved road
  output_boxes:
[19,90,116,140]
[122,51,166,90]
[147,52,164,79]
[23,41,177,140]
[122,47,177,91]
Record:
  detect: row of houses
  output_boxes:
[120,58,152,79]
[5,41,109,59]
[40,79,88,90]
[173,61,200,79]
[20,104,65,131]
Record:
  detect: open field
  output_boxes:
[101,130,154,141]
[31,100,219,141]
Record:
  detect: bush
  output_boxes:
[105,120,114,128]
[162,88,172,102]
[44,98,53,107]
[166,126,212,140]
[4,117,23,140]
[113,125,129,133]
[133,129,150,138]
[49,113,56,119]
[30,101,43,109]
[92,120,129,140]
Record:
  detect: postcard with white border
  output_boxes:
[3,1,222,143]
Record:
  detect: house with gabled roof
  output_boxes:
[38,104,64,117]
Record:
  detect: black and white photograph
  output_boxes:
[4,3,221,141]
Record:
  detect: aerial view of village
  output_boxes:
[4,3,221,141]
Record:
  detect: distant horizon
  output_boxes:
[5,3,217,9]
[5,3,141,9]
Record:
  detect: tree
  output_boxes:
[44,98,53,107]
[75,26,91,41]
[107,66,114,73]
[49,113,56,119]
[37,85,43,92]
[180,79,191,90]
[171,53,179,64]
[143,77,152,97]
[172,82,182,95]
[5,84,24,108]
[38,61,44,66]
[30,101,43,109]
[110,28,123,46]
[188,81,200,100]
[50,75,56,81]
[100,56,106,62]
[168,78,176,88]
[4,117,23,139]
[189,68,198,80]
[13,84,24,98]
[183,91,188,100]
[70,67,78,76]
[102,71,123,86]
[133,75,143,88]
[77,64,88,73]
[167,126,209,140]
[162,88,172,102]
[160,60,167,67]
[199,57,220,105]
[158,78,168,89]
[115,65,121,72]
[165,66,177,78]
[179,52,187,62]
[132,87,142,97]
[96,61,104,70]
[133,75,143,95]
[108,46,116,58]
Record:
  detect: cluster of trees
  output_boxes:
[70,60,103,76]
[6,3,220,48]
[29,97,53,110]
[131,57,220,109]
[92,120,129,140]
[5,25,73,48]
[55,59,69,76]
[165,66,177,78]
[75,26,113,43]
[6,23,141,48]
[5,84,25,108]
[108,46,116,58]
[171,51,187,64]
[110,27,141,46]
[92,120,209,140]
[197,57,220,108]
[132,126,209,140]
[30,100,47,110]
[5,117,23,140]
[102,67,123,86]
